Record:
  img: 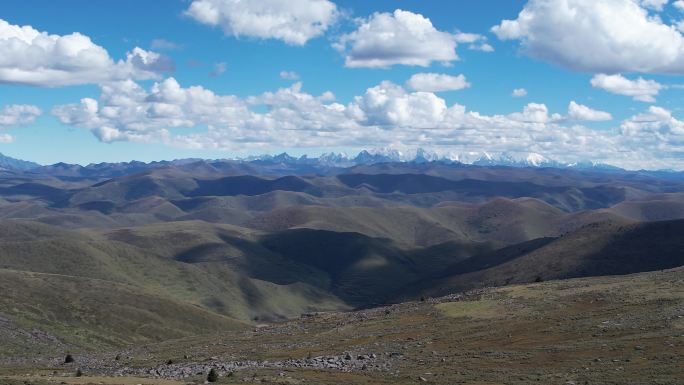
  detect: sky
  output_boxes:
[1,0,684,169]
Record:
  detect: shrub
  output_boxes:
[207,368,219,383]
[64,354,75,363]
[75,369,83,377]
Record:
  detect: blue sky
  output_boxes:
[1,0,684,169]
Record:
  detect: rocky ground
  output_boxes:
[1,269,683,385]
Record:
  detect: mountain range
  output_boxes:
[0,149,643,174]
[0,150,681,342]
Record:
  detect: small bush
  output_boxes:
[75,369,83,377]
[535,276,544,283]
[207,368,219,383]
[64,354,75,363]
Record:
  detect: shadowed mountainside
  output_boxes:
[0,160,683,356]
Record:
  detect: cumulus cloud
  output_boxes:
[53,78,361,146]
[639,0,669,11]
[590,74,663,102]
[567,101,613,121]
[352,81,458,128]
[508,103,562,123]
[406,73,470,92]
[54,76,684,169]
[280,71,300,80]
[675,0,684,10]
[185,0,338,45]
[621,106,684,136]
[0,104,41,144]
[51,78,600,155]
[617,106,684,168]
[492,0,684,74]
[454,32,495,52]
[0,104,42,126]
[0,19,171,87]
[512,88,528,97]
[335,9,464,68]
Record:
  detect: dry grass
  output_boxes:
[2,267,673,385]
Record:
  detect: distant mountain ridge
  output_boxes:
[243,148,624,170]
[0,148,662,173]
[0,153,40,170]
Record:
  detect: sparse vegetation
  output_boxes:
[3,268,680,385]
[207,368,218,383]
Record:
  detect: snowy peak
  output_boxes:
[237,148,621,170]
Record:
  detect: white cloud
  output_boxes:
[590,74,663,102]
[406,73,470,92]
[454,32,495,52]
[675,0,684,10]
[335,9,462,68]
[0,104,42,126]
[185,0,338,45]
[352,81,458,128]
[617,107,684,168]
[53,78,360,146]
[53,77,684,169]
[676,20,684,33]
[0,19,171,87]
[639,0,669,11]
[51,78,583,151]
[0,104,41,145]
[512,88,528,97]
[567,101,613,121]
[621,106,684,136]
[508,103,562,123]
[492,0,684,74]
[280,71,300,80]
[471,43,494,52]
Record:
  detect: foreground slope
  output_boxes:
[0,269,245,358]
[3,267,681,384]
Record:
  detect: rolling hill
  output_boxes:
[0,158,683,365]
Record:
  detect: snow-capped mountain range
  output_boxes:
[0,149,624,172]
[242,148,622,171]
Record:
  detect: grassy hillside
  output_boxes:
[0,269,245,358]
[410,219,684,298]
[1,215,683,346]
[5,267,680,384]
[0,221,348,324]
